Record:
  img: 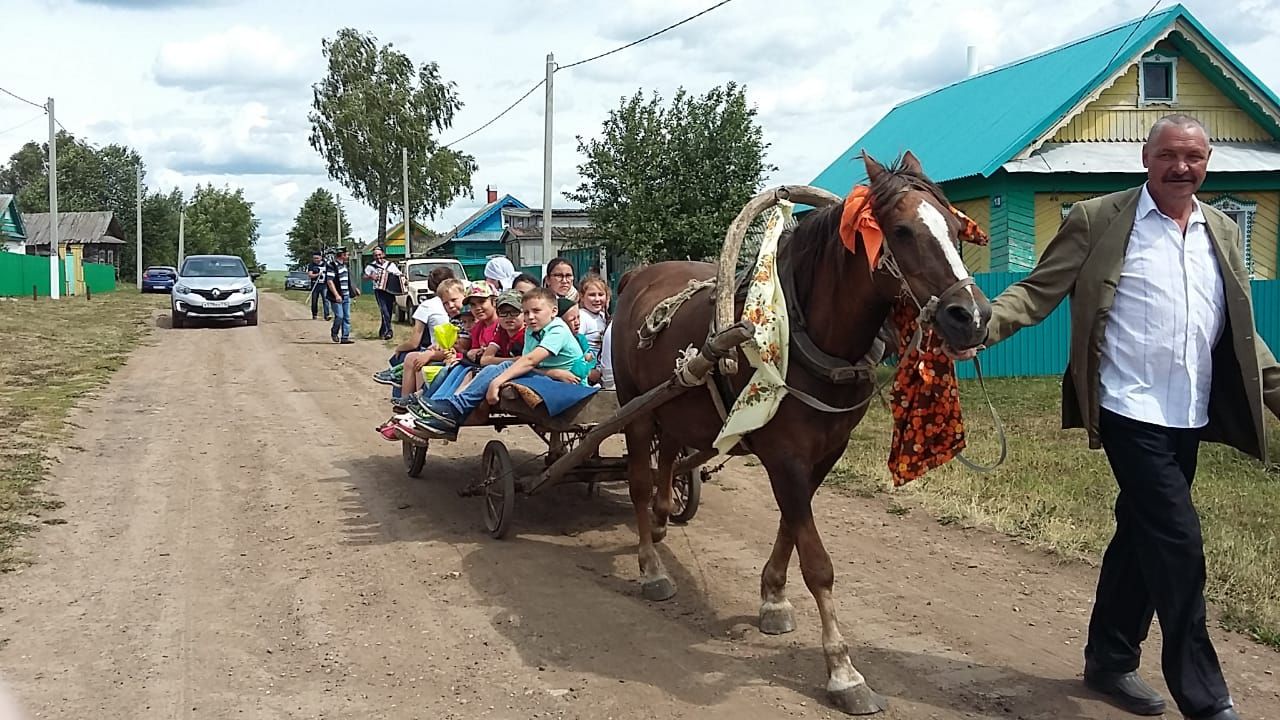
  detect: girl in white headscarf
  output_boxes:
[483,256,518,292]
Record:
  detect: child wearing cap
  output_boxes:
[479,289,527,366]
[411,287,586,439]
[461,282,499,364]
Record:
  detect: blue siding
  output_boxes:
[954,273,1280,378]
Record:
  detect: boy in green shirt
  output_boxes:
[413,287,584,438]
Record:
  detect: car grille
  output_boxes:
[190,288,243,300]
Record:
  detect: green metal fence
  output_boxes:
[0,252,64,297]
[82,262,117,294]
[0,253,117,297]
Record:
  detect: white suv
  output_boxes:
[395,257,467,322]
[171,254,259,328]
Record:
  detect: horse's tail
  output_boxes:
[616,267,640,298]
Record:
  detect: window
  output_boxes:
[1139,53,1177,104]
[1208,195,1257,277]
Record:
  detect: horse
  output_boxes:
[609,150,992,715]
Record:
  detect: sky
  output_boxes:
[2,0,1279,269]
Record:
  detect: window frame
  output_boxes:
[1208,195,1258,278]
[1139,53,1178,106]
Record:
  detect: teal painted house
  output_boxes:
[424,186,527,279]
[0,195,27,254]
[811,4,1280,280]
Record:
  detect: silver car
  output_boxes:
[171,255,259,328]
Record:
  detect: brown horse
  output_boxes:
[610,151,992,715]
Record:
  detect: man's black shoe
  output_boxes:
[1084,668,1166,716]
[1190,707,1239,720]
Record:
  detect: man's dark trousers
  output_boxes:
[1088,408,1232,718]
[310,283,330,319]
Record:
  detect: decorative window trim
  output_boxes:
[1139,53,1178,106]
[1061,202,1075,220]
[1208,194,1257,277]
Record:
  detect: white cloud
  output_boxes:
[153,26,308,91]
[3,0,1280,271]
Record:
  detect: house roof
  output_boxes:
[501,226,600,242]
[23,212,125,247]
[0,195,26,240]
[810,4,1280,193]
[423,193,527,253]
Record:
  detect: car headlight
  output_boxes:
[240,285,256,295]
[175,284,190,294]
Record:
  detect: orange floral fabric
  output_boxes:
[838,186,882,272]
[887,301,966,486]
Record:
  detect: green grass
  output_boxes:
[833,375,1280,648]
[0,290,166,570]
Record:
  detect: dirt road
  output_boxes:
[1,292,1276,719]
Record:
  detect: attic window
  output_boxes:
[1139,53,1177,104]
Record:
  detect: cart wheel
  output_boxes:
[402,438,429,478]
[482,440,516,539]
[670,468,703,524]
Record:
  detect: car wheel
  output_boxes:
[245,310,259,327]
[171,310,185,329]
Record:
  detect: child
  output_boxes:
[461,283,499,365]
[412,287,585,439]
[512,273,540,294]
[385,278,466,399]
[577,275,610,357]
[543,298,596,385]
[479,290,526,365]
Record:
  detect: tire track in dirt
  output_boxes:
[0,292,1276,720]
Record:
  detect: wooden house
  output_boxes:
[22,211,125,267]
[811,4,1280,279]
[0,195,27,253]
[421,186,527,279]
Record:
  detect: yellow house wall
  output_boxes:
[1033,191,1279,279]
[953,198,991,273]
[1051,54,1271,142]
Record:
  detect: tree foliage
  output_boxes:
[182,185,261,268]
[567,82,775,263]
[0,132,144,276]
[286,188,353,268]
[0,134,260,275]
[309,28,477,245]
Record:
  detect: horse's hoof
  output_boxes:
[827,683,888,716]
[651,524,668,544]
[759,601,797,635]
[641,577,677,602]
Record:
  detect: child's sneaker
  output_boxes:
[372,368,400,386]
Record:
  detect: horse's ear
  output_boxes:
[861,151,885,183]
[899,150,924,177]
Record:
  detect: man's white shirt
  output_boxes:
[1099,184,1226,428]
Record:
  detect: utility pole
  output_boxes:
[402,147,411,258]
[135,166,143,289]
[177,208,185,266]
[335,195,342,252]
[541,52,554,270]
[47,97,60,300]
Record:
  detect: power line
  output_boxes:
[1101,0,1164,75]
[557,0,737,71]
[442,79,545,149]
[0,112,45,136]
[0,84,46,112]
[438,0,738,149]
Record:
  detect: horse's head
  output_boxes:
[863,151,991,350]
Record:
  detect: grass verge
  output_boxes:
[0,290,166,570]
[833,375,1280,649]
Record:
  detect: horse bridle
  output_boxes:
[778,188,1008,473]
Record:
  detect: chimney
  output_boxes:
[966,45,978,77]
[486,185,497,203]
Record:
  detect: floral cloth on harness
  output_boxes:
[713,201,794,453]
